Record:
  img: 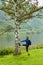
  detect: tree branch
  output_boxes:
[17,7,43,21]
[31,14,43,19]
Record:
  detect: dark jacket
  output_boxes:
[21,39,31,46]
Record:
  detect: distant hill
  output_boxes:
[0,11,43,47]
[0,10,43,32]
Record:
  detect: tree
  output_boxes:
[0,0,43,55]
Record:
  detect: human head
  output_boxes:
[26,36,29,40]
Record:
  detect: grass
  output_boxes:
[0,49,43,65]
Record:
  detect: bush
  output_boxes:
[0,44,43,56]
[29,44,43,50]
[0,47,14,56]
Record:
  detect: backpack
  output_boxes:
[28,40,31,46]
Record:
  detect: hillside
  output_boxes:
[0,11,43,47]
[0,10,43,33]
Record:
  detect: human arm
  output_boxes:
[21,40,26,42]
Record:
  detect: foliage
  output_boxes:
[0,44,43,56]
[0,25,14,36]
[29,44,43,49]
[6,25,14,32]
[0,47,14,55]
[0,0,43,35]
[0,0,43,22]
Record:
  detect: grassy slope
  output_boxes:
[0,49,43,65]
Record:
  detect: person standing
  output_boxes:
[21,36,31,55]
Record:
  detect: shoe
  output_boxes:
[28,53,30,56]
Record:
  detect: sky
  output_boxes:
[38,0,43,7]
[0,0,43,7]
[26,0,43,7]
[31,0,43,7]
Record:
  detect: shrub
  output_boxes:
[0,47,14,56]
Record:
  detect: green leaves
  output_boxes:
[0,0,43,22]
[0,25,14,36]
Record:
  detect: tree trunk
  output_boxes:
[14,21,21,55]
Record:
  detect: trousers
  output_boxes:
[26,46,29,52]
